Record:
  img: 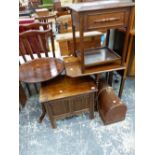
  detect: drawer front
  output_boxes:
[85,9,129,30]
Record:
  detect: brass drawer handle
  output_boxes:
[94,17,120,24]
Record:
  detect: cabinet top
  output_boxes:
[67,0,134,12]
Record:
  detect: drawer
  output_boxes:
[85,9,129,30]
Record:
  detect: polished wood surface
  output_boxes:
[19,29,55,58]
[69,1,134,73]
[19,27,55,96]
[19,58,64,83]
[68,1,134,97]
[64,56,126,78]
[40,75,97,128]
[40,75,97,102]
[98,82,127,124]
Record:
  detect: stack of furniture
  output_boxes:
[64,0,135,98]
[19,1,135,129]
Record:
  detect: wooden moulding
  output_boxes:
[98,82,127,125]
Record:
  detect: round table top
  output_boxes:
[19,58,64,83]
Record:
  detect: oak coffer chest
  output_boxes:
[39,76,97,128]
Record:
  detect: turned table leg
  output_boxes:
[118,70,126,98]
[94,74,100,111]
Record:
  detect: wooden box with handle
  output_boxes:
[98,82,127,125]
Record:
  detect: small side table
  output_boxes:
[19,57,64,122]
[39,76,97,128]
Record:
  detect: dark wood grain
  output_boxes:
[98,82,127,124]
[68,1,134,97]
[40,75,97,102]
[64,56,126,78]
[40,75,97,128]
[19,82,27,107]
[19,29,55,59]
[19,58,64,83]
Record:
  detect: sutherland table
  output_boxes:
[65,0,135,97]
[19,57,64,122]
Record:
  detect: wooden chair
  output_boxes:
[35,14,56,23]
[19,28,55,96]
[19,28,55,63]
